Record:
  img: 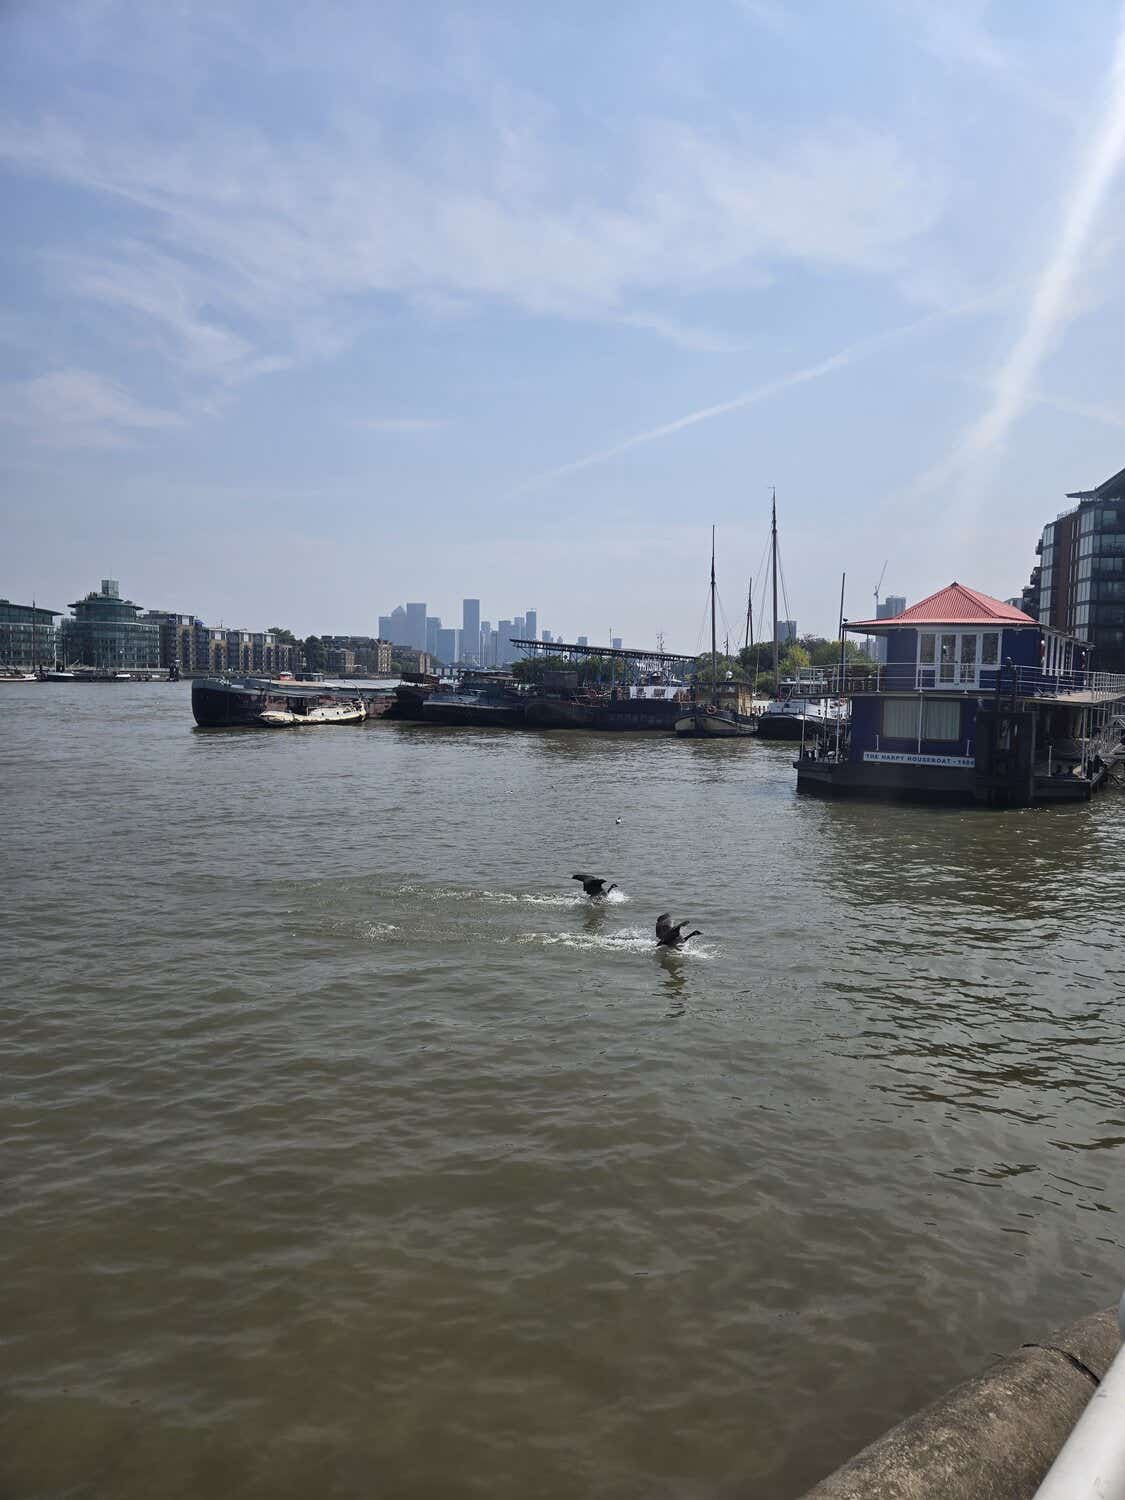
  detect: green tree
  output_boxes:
[270,625,297,643]
[303,635,327,671]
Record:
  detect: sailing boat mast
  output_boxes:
[744,579,753,652]
[710,525,718,705]
[771,490,779,694]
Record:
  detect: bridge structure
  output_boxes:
[510,638,697,673]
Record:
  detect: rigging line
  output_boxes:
[715,587,736,649]
[695,592,712,656]
[776,541,795,641]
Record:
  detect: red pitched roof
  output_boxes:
[848,582,1035,631]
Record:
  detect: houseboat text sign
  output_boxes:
[863,751,974,768]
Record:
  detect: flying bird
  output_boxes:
[656,913,702,948]
[572,873,617,898]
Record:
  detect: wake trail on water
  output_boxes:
[514,928,715,957]
[393,882,629,907]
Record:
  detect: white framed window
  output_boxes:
[916,629,1005,687]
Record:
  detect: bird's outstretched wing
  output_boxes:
[572,871,595,882]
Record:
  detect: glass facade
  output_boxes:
[0,599,59,668]
[1028,484,1125,672]
[60,581,160,669]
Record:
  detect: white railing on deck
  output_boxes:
[810,663,1125,699]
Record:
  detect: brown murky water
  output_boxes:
[2,683,1123,1498]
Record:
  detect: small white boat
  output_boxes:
[257,698,366,727]
[675,706,756,737]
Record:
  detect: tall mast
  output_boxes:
[771,490,779,694]
[710,525,718,704]
[744,579,753,652]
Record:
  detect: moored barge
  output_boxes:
[192,676,394,727]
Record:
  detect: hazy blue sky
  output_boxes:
[4,0,1125,647]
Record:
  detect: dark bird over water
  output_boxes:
[572,872,617,897]
[656,913,702,947]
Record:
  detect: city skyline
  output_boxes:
[5,5,1125,641]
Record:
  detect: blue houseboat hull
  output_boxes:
[794,755,977,803]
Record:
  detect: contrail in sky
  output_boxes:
[508,299,987,497]
[957,4,1125,464]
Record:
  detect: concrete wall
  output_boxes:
[800,1306,1120,1499]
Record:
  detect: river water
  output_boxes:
[2,682,1123,1499]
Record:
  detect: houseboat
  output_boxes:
[794,583,1125,805]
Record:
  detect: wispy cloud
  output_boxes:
[900,5,1125,504]
[887,0,1076,121]
[0,369,184,449]
[967,12,1125,455]
[956,371,1125,434]
[510,297,991,495]
[0,37,942,415]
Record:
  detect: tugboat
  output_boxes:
[675,528,757,738]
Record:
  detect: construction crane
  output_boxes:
[874,560,888,616]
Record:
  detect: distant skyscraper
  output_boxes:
[388,605,408,645]
[489,628,498,665]
[480,619,491,666]
[405,602,427,650]
[542,630,552,644]
[378,614,393,641]
[425,615,441,655]
[435,627,456,664]
[874,595,906,663]
[577,635,588,647]
[778,620,797,643]
[497,619,513,666]
[525,610,537,645]
[611,637,622,650]
[462,599,480,665]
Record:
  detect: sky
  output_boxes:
[4,0,1125,649]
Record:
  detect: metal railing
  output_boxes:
[807,663,1125,700]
